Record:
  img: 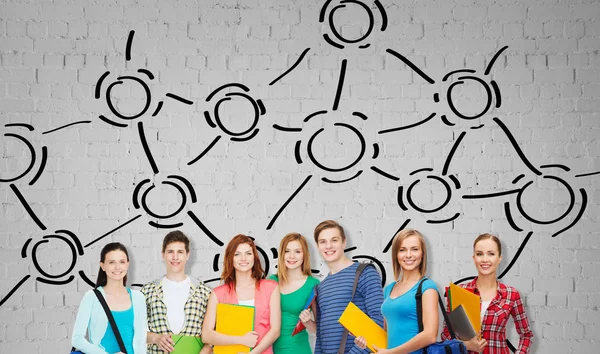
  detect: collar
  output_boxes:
[466,277,508,302]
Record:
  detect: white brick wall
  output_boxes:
[1,0,600,352]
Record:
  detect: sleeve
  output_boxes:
[140,283,153,333]
[349,266,384,354]
[71,291,109,354]
[510,289,533,354]
[133,290,148,354]
[314,285,322,354]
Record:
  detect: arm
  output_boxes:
[250,286,281,354]
[71,291,109,354]
[133,291,148,354]
[141,284,175,352]
[349,267,384,354]
[299,309,317,334]
[511,291,533,354]
[385,288,439,354]
[201,291,258,347]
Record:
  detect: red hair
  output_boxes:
[221,234,265,291]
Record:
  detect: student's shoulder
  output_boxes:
[421,278,438,292]
[268,274,279,282]
[129,288,146,302]
[140,278,160,294]
[307,275,320,286]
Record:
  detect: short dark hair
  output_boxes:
[162,230,190,253]
[313,220,346,243]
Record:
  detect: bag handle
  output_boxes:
[338,263,371,354]
[415,278,458,346]
[94,288,128,354]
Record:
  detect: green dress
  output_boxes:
[269,274,320,354]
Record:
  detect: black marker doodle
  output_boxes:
[0,209,93,306]
[268,110,396,230]
[381,46,508,133]
[94,30,193,174]
[1,124,47,186]
[320,0,387,50]
[188,83,266,165]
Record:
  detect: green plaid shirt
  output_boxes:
[141,277,212,354]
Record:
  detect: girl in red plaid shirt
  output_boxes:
[441,234,533,354]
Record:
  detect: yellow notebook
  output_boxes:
[214,303,255,354]
[338,302,387,352]
[448,283,481,334]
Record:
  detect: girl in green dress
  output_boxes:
[269,233,320,354]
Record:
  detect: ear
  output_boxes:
[100,262,105,272]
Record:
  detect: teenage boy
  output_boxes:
[141,231,212,354]
[314,220,384,354]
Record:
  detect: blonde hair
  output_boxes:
[276,233,312,285]
[390,229,428,280]
[473,233,502,255]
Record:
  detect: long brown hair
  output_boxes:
[276,233,312,285]
[390,229,428,280]
[221,234,265,291]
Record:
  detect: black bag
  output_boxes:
[70,289,128,354]
[338,263,373,354]
[415,278,467,354]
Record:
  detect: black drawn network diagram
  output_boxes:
[1,1,598,322]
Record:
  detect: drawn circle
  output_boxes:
[106,76,151,120]
[406,176,452,214]
[516,176,575,225]
[328,0,375,44]
[213,92,260,137]
[0,133,36,182]
[141,181,187,219]
[307,123,366,172]
[31,235,77,279]
[446,76,492,120]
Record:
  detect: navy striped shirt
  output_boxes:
[315,263,385,354]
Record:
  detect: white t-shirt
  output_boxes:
[162,276,191,334]
[238,299,255,306]
[481,300,491,322]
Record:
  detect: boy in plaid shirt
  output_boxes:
[142,231,212,354]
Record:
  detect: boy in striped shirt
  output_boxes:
[313,220,385,354]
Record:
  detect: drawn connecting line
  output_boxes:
[320,0,388,50]
[188,83,266,165]
[381,46,508,134]
[94,30,193,174]
[268,110,396,230]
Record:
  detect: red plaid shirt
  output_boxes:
[441,278,533,354]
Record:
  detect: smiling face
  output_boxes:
[284,240,304,271]
[396,235,423,273]
[233,242,254,273]
[100,250,129,283]
[473,238,502,276]
[162,241,189,275]
[317,227,346,263]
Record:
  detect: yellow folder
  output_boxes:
[214,303,255,354]
[338,302,387,352]
[448,283,481,334]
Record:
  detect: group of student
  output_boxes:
[71,219,533,354]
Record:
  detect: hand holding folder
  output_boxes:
[448,283,481,335]
[214,303,255,354]
[292,286,317,336]
[338,302,387,352]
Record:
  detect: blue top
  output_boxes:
[71,286,147,354]
[100,288,135,354]
[381,278,438,353]
[315,263,384,354]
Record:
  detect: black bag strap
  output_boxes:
[415,278,458,352]
[338,263,371,354]
[94,288,128,354]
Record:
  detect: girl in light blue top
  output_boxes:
[355,229,439,354]
[71,242,147,354]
